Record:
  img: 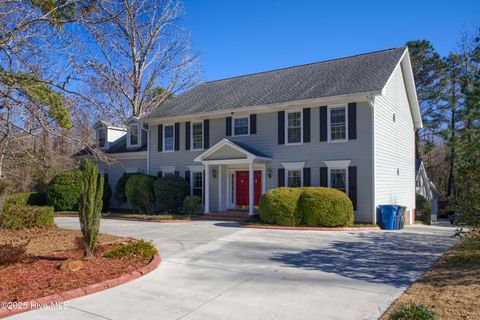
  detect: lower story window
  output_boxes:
[287,170,302,188]
[192,171,203,199]
[330,168,347,193]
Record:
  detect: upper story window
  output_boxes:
[233,116,249,136]
[329,168,347,193]
[329,106,347,142]
[191,121,203,150]
[286,110,302,144]
[164,125,174,152]
[98,128,106,149]
[129,124,139,146]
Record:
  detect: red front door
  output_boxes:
[235,171,262,207]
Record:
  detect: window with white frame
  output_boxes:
[329,106,347,141]
[287,170,302,187]
[286,111,302,144]
[129,124,139,146]
[191,122,203,150]
[192,171,203,199]
[164,125,174,151]
[233,117,249,136]
[97,128,106,148]
[329,168,347,193]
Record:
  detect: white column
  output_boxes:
[205,164,210,213]
[249,160,254,216]
[262,163,267,194]
[218,165,222,211]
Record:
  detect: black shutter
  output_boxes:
[278,111,285,145]
[250,114,257,134]
[226,117,232,136]
[348,103,357,140]
[174,171,180,176]
[174,123,180,151]
[320,106,327,141]
[320,167,328,187]
[348,166,357,210]
[157,124,163,151]
[185,121,191,150]
[185,170,190,187]
[203,119,210,148]
[303,167,311,187]
[303,108,311,143]
[278,168,285,187]
[157,171,163,178]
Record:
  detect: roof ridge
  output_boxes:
[204,47,406,84]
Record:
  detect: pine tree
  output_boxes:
[78,159,104,257]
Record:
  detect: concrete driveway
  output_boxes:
[11,218,456,320]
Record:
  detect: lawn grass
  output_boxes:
[380,231,480,319]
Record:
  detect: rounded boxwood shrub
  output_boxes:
[125,174,155,212]
[153,175,189,213]
[0,205,54,229]
[299,187,354,227]
[47,168,83,211]
[114,173,139,205]
[259,187,303,226]
[183,195,202,215]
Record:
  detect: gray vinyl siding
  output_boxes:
[149,102,374,222]
[374,64,416,216]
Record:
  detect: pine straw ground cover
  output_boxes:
[0,227,151,302]
[380,231,480,320]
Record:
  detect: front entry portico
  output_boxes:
[194,139,272,215]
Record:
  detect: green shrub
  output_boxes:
[0,205,54,229]
[105,240,158,260]
[125,174,155,212]
[114,173,139,204]
[102,181,112,212]
[153,175,189,213]
[47,168,83,211]
[259,187,303,226]
[0,242,28,266]
[299,187,354,227]
[416,194,431,224]
[183,195,202,215]
[4,192,47,207]
[389,303,437,320]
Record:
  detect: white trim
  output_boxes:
[163,124,175,152]
[218,165,223,210]
[159,166,176,175]
[110,151,147,160]
[126,123,141,148]
[232,115,250,137]
[204,164,210,213]
[125,167,141,173]
[188,165,204,172]
[144,91,380,125]
[323,160,351,168]
[327,104,348,143]
[285,109,303,145]
[190,121,204,151]
[194,139,272,163]
[226,166,265,210]
[281,162,305,170]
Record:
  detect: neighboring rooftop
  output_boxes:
[146,47,407,119]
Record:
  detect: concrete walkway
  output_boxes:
[11,218,457,320]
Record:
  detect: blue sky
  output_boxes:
[183,0,479,81]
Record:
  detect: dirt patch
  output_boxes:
[380,234,480,320]
[0,228,149,302]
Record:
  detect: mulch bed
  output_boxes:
[0,228,150,303]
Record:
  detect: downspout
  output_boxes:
[368,93,377,224]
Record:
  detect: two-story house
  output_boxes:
[93,47,422,224]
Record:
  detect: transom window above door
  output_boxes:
[191,121,203,150]
[164,125,174,151]
[329,106,347,141]
[233,117,249,136]
[286,111,302,144]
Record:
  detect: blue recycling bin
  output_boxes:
[379,205,398,230]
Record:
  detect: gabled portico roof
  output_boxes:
[194,139,272,163]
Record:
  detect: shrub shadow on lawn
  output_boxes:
[270,231,454,287]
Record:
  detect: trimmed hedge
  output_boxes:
[183,195,202,215]
[0,205,54,229]
[47,168,83,211]
[125,174,155,212]
[4,192,47,207]
[259,188,303,226]
[299,187,354,227]
[259,187,354,227]
[153,175,189,213]
[114,173,138,205]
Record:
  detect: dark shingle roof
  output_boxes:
[228,140,271,159]
[105,135,147,154]
[146,47,406,119]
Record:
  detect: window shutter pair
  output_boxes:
[277,167,311,187]
[157,123,181,151]
[319,166,357,210]
[319,103,357,141]
[185,120,209,150]
[278,108,310,144]
[225,115,257,136]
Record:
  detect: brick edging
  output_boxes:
[54,215,191,223]
[0,254,161,319]
[237,223,380,231]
